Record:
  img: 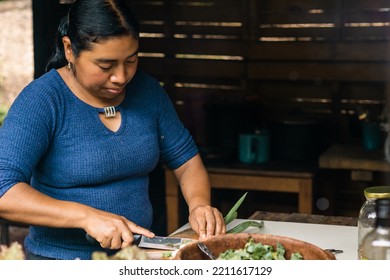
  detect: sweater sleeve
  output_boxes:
[0,81,55,197]
[153,83,199,170]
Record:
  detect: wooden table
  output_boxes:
[165,165,315,234]
[319,144,390,181]
[248,210,357,226]
[319,144,390,172]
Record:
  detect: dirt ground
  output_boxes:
[0,0,32,247]
[0,0,33,107]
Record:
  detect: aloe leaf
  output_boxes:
[226,220,264,233]
[223,192,248,225]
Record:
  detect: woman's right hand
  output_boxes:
[83,208,154,249]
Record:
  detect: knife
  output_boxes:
[86,233,193,251]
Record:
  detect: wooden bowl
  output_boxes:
[173,233,335,260]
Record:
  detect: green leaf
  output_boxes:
[290,252,303,260]
[226,220,264,233]
[275,242,286,260]
[223,192,248,225]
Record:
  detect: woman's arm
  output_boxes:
[0,182,154,249]
[173,154,225,239]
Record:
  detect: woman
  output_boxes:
[0,0,225,260]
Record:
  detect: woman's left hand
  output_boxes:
[188,205,226,240]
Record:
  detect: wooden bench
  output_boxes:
[165,165,315,234]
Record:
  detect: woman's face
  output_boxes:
[64,35,139,105]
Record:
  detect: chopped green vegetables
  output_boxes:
[217,238,303,260]
[162,251,173,259]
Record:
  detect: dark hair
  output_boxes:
[46,0,139,71]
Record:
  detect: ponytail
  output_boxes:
[45,16,69,71]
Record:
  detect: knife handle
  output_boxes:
[132,234,142,245]
[85,233,142,246]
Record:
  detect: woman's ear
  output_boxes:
[62,36,73,61]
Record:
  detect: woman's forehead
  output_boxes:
[82,35,139,60]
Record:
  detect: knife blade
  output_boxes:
[86,233,193,251]
[135,235,194,250]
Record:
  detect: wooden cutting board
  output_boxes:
[170,228,199,240]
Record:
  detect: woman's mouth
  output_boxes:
[105,87,124,95]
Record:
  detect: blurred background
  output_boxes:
[1,0,390,237]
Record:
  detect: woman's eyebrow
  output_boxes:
[128,50,139,58]
[95,50,139,63]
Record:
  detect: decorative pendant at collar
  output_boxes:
[103,106,116,118]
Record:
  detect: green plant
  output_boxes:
[224,192,248,225]
[0,105,8,126]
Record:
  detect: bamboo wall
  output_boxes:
[131,0,390,148]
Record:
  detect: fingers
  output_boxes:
[86,216,154,250]
[204,210,217,238]
[212,208,226,235]
[93,230,125,249]
[120,223,155,249]
[119,232,133,248]
[96,229,145,249]
[127,223,155,239]
[190,206,225,240]
[204,208,226,237]
[193,211,207,239]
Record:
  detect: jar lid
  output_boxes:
[364,186,390,199]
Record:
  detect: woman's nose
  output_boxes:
[110,67,127,84]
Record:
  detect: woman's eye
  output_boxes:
[126,58,137,64]
[99,65,112,71]
[127,55,138,64]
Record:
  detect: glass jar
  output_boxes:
[358,186,390,259]
[361,198,390,260]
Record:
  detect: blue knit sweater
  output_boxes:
[0,69,198,259]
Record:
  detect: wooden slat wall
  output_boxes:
[129,0,390,147]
